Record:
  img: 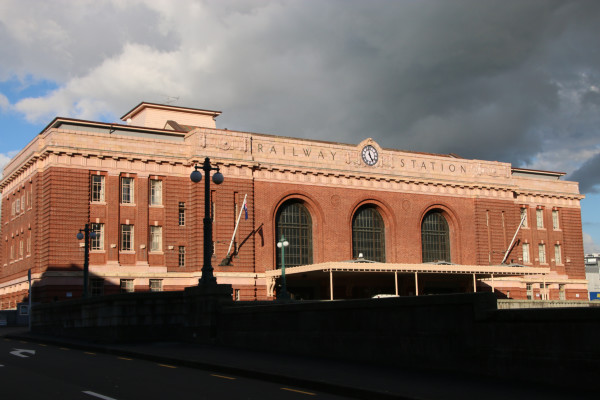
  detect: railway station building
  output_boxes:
[0,102,588,307]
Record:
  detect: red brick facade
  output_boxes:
[0,103,588,307]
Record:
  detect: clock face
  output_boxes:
[361,145,379,166]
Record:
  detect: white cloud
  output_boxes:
[583,232,600,254]
[0,93,9,112]
[0,150,19,178]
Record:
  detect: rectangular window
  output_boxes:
[538,243,546,264]
[21,195,25,212]
[536,208,544,229]
[178,246,185,267]
[10,244,14,260]
[526,283,532,300]
[149,279,163,292]
[121,224,134,251]
[120,279,134,293]
[15,198,20,214]
[150,226,162,252]
[559,284,565,300]
[91,279,104,297]
[19,240,23,259]
[150,179,162,205]
[554,244,562,265]
[552,210,559,230]
[121,177,134,204]
[27,235,31,255]
[91,175,105,202]
[522,243,530,264]
[520,208,528,228]
[178,202,185,226]
[91,223,104,251]
[234,289,240,301]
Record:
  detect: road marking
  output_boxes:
[210,374,236,380]
[84,352,96,355]
[83,391,118,400]
[118,357,132,361]
[39,344,47,347]
[158,364,177,369]
[281,388,316,396]
[60,347,70,351]
[10,348,36,358]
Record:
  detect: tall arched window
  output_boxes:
[276,201,313,268]
[352,206,385,262]
[421,211,451,263]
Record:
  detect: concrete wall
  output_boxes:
[30,291,600,387]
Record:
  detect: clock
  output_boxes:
[361,145,379,166]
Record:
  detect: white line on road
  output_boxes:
[83,391,117,400]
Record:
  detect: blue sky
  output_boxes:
[1,0,599,253]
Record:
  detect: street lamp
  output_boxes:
[190,157,224,286]
[77,224,97,298]
[276,235,290,300]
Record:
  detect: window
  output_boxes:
[552,210,560,230]
[276,201,313,269]
[91,279,104,297]
[234,289,241,301]
[90,223,104,251]
[149,279,163,292]
[27,235,31,255]
[559,284,565,300]
[19,240,23,259]
[20,195,25,212]
[121,224,134,251]
[178,246,186,267]
[121,177,134,204]
[15,198,20,215]
[150,226,162,252]
[554,244,562,265]
[150,179,162,205]
[538,243,546,264]
[522,243,530,263]
[178,202,185,226]
[120,279,134,293]
[536,209,544,229]
[91,175,105,202]
[520,208,528,228]
[526,283,533,300]
[352,205,385,262]
[422,211,451,263]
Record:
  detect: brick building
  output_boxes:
[0,102,587,307]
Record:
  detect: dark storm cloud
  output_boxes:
[570,153,600,193]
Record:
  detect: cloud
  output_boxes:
[1,0,600,178]
[569,152,600,193]
[0,150,19,178]
[583,232,600,254]
[0,93,9,112]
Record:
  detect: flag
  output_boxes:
[243,202,248,220]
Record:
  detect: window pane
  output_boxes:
[179,202,185,226]
[276,202,312,268]
[150,180,162,205]
[178,246,185,267]
[91,223,104,250]
[121,224,133,251]
[91,175,104,202]
[121,177,134,204]
[150,226,162,252]
[422,211,450,263]
[352,206,385,262]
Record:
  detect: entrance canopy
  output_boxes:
[265,261,551,299]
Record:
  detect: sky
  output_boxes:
[0,0,599,253]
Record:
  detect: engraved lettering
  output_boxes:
[412,160,417,168]
[400,159,405,168]
[430,162,435,170]
[257,144,263,152]
[318,151,325,159]
[270,146,277,154]
[461,165,467,173]
[449,164,455,172]
[330,151,336,160]
[293,147,298,156]
[303,148,312,157]
[421,162,427,170]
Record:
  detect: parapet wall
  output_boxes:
[31,291,600,388]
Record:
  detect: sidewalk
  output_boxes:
[0,327,588,400]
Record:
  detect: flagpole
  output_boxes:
[226,194,247,259]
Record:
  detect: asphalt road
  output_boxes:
[0,337,352,400]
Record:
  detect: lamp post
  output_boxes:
[77,224,97,298]
[276,235,290,300]
[190,157,224,285]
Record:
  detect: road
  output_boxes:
[0,337,351,400]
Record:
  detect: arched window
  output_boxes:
[421,211,450,263]
[276,201,313,268]
[352,206,385,262]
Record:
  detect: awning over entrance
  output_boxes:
[265,261,551,299]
